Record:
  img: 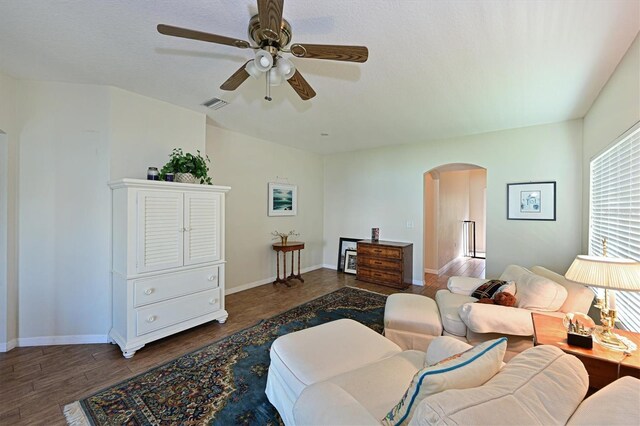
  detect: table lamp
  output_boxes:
[565,255,640,350]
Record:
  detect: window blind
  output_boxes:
[589,122,640,331]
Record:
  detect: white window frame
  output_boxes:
[588,121,640,331]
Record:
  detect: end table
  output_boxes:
[272,241,305,286]
[532,312,640,390]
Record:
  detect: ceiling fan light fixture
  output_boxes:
[245,60,263,79]
[268,67,284,86]
[254,49,274,72]
[276,57,296,80]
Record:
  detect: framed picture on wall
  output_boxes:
[507,181,556,221]
[344,250,358,274]
[337,237,362,272]
[268,182,297,216]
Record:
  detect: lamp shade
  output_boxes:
[565,255,640,291]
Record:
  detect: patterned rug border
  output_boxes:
[64,286,387,425]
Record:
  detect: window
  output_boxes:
[589,122,640,331]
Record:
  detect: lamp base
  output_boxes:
[594,328,629,351]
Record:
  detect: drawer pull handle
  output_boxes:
[374,273,382,277]
[208,275,217,282]
[144,288,154,295]
[209,298,218,305]
[374,249,382,252]
[146,315,157,323]
[374,261,382,265]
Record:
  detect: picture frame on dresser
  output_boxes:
[344,250,358,274]
[337,237,362,272]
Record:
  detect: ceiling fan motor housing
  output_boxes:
[248,15,292,50]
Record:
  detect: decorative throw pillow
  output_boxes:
[381,338,507,426]
[471,280,508,299]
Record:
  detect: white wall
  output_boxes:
[582,33,640,253]
[109,87,206,180]
[324,120,583,279]
[16,81,112,342]
[0,72,19,350]
[437,170,470,268]
[206,125,324,293]
[0,79,209,346]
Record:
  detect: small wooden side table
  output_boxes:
[272,241,305,286]
[532,313,640,390]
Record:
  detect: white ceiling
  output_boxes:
[0,1,638,154]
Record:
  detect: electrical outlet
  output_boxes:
[406,220,414,229]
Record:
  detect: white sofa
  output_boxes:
[266,320,640,425]
[266,320,639,426]
[385,265,594,359]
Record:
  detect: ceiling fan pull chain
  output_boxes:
[265,69,272,101]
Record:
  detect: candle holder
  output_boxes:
[594,294,627,350]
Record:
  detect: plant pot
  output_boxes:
[175,173,197,184]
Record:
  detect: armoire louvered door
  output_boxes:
[184,192,221,266]
[136,190,184,273]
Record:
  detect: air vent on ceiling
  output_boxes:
[201,97,229,110]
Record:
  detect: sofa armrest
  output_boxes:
[568,376,640,425]
[293,381,380,425]
[458,303,534,336]
[447,277,487,296]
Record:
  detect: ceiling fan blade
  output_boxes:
[157,24,251,49]
[257,0,284,41]
[287,70,316,101]
[220,61,252,91]
[290,44,368,63]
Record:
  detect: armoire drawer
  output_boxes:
[133,266,219,307]
[135,288,221,336]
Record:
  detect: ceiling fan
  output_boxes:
[157,0,368,101]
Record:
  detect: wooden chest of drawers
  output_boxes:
[356,240,413,289]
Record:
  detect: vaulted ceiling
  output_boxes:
[0,1,638,154]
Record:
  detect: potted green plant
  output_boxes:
[160,148,213,185]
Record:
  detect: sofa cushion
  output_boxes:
[458,303,536,336]
[568,376,640,425]
[447,276,488,296]
[326,350,425,420]
[515,271,568,311]
[530,266,594,314]
[425,336,473,366]
[385,294,443,336]
[382,338,507,426]
[409,345,588,426]
[500,264,568,311]
[435,290,476,337]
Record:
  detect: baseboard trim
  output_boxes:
[322,263,337,270]
[16,334,109,347]
[226,264,324,295]
[412,279,424,286]
[424,268,438,274]
[0,338,17,352]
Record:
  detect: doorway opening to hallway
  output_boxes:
[423,163,486,281]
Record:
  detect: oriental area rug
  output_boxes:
[64,286,387,425]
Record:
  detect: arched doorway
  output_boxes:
[423,163,486,280]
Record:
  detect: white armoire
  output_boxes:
[109,179,230,358]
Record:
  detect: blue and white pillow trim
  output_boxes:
[392,337,507,426]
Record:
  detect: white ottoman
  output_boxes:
[384,293,443,351]
[265,319,401,425]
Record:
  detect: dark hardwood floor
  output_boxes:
[0,259,484,425]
